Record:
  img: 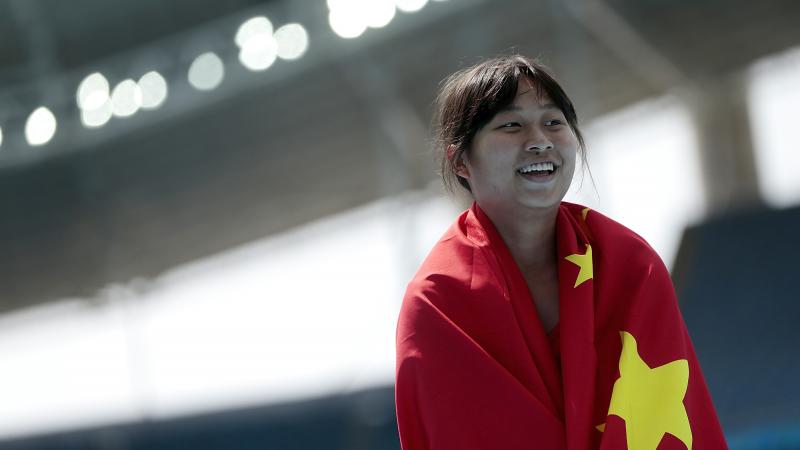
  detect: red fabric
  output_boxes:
[395,202,727,450]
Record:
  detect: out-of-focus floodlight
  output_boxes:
[396,0,428,12]
[110,79,143,117]
[81,100,113,128]
[328,5,368,38]
[138,71,168,109]
[274,23,309,60]
[235,16,273,48]
[188,52,225,91]
[365,0,395,28]
[77,72,110,111]
[25,107,57,146]
[0,126,3,148]
[326,0,348,12]
[236,15,280,71]
[239,35,278,71]
[328,0,399,38]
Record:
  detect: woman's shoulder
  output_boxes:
[403,220,474,303]
[560,202,670,278]
[562,202,659,255]
[397,230,470,347]
[399,209,487,329]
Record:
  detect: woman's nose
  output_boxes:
[525,138,553,153]
[526,142,553,153]
[525,128,553,153]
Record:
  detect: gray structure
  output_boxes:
[2,0,799,312]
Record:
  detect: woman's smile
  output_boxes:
[517,161,559,182]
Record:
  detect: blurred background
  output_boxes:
[0,0,798,448]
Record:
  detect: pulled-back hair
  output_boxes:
[434,55,587,192]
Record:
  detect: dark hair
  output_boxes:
[434,55,587,192]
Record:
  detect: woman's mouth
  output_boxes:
[517,162,557,180]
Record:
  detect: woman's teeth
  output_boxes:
[518,162,555,175]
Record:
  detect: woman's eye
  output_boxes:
[499,122,521,129]
[546,119,564,126]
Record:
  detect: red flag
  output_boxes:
[395,202,727,450]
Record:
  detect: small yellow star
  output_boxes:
[564,244,593,288]
[607,332,692,450]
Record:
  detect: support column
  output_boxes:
[686,73,763,217]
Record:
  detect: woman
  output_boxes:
[395,55,727,450]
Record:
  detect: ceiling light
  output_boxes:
[138,71,168,110]
[235,16,273,48]
[364,0,395,28]
[76,72,110,111]
[25,107,57,146]
[396,0,428,13]
[188,52,225,91]
[239,35,278,71]
[110,80,143,117]
[328,8,367,39]
[274,23,309,60]
[81,101,113,128]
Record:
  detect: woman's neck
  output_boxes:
[482,203,558,271]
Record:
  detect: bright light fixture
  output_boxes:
[364,0,396,28]
[188,52,225,91]
[81,100,113,128]
[110,80,143,117]
[235,16,273,48]
[396,0,428,12]
[25,107,57,146]
[328,8,367,39]
[76,72,110,111]
[238,35,278,71]
[274,23,309,60]
[327,0,399,37]
[138,71,168,110]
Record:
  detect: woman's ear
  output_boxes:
[449,145,470,179]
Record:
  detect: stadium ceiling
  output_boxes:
[1,0,799,312]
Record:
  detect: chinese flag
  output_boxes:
[395,202,727,450]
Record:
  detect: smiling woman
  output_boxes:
[436,56,586,194]
[394,55,728,450]
[457,79,578,218]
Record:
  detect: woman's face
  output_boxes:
[457,77,578,215]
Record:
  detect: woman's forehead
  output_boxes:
[514,77,551,104]
[517,76,537,93]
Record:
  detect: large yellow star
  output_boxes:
[564,244,593,288]
[607,331,692,450]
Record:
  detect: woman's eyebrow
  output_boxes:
[496,103,559,114]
